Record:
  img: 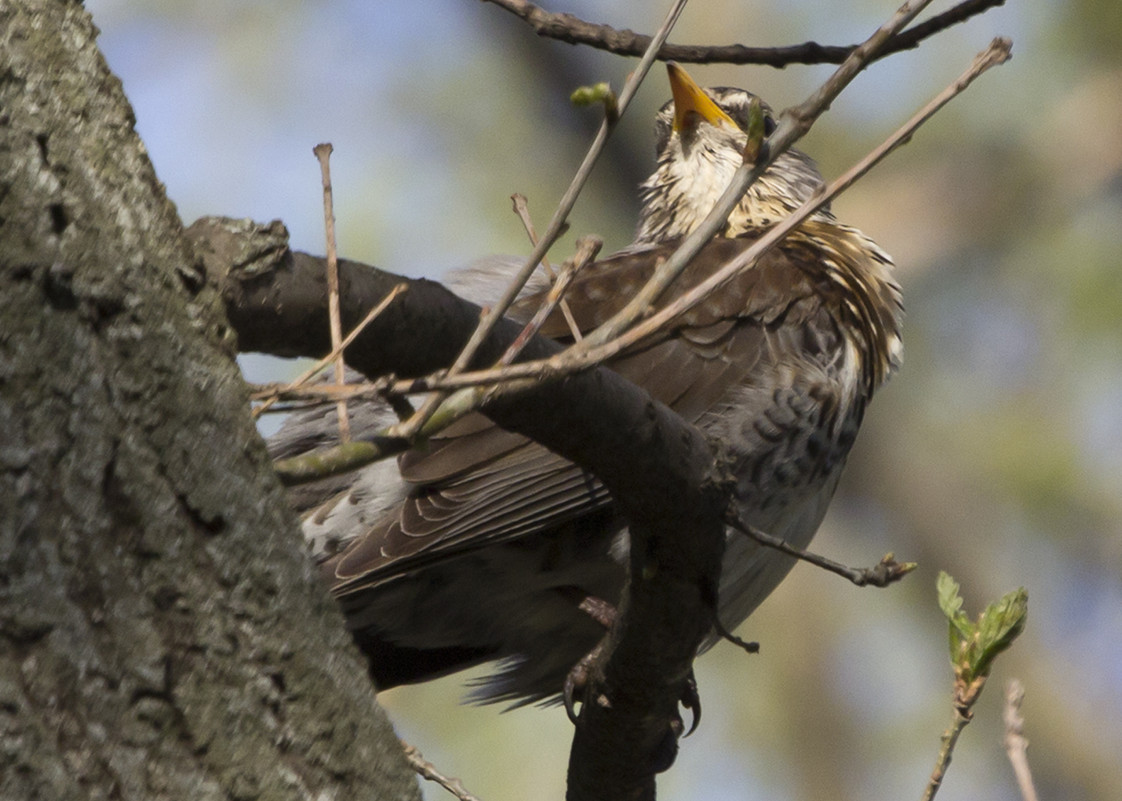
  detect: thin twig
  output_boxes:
[922,696,976,801]
[274,435,409,485]
[388,0,690,442]
[253,400,323,414]
[500,235,601,364]
[250,381,389,404]
[251,284,407,418]
[1003,679,1040,801]
[727,517,916,587]
[922,673,987,801]
[710,612,760,655]
[511,193,583,340]
[313,142,349,442]
[483,0,1006,67]
[511,193,558,281]
[402,742,483,801]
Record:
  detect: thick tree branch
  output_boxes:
[484,0,1007,66]
[192,216,730,801]
[1,5,420,799]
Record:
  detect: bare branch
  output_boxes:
[312,6,1002,475]
[313,142,349,441]
[1003,680,1041,801]
[402,742,483,801]
[589,37,1013,358]
[574,0,937,354]
[500,234,601,364]
[511,192,583,340]
[922,687,981,801]
[728,516,916,588]
[290,26,1001,443]
[484,0,1008,67]
[249,380,392,405]
[709,614,760,656]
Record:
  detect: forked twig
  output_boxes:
[575,0,939,352]
[582,37,1013,361]
[500,235,601,365]
[511,193,583,340]
[251,284,407,418]
[272,34,1010,485]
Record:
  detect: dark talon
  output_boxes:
[681,671,701,736]
[561,592,618,724]
[562,665,582,724]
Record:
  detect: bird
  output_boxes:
[267,63,904,706]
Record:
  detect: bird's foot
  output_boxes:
[563,591,702,738]
[679,671,702,736]
[562,593,615,723]
[563,638,606,724]
[640,673,701,774]
[563,649,702,738]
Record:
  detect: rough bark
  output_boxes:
[0,3,419,799]
[193,218,731,801]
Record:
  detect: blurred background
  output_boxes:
[86,1,1121,799]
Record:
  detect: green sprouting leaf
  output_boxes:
[570,82,618,120]
[974,586,1028,678]
[936,571,1027,683]
[937,571,972,641]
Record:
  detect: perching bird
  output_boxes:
[268,63,904,706]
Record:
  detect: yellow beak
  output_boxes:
[667,62,737,133]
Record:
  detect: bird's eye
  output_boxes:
[763,115,777,136]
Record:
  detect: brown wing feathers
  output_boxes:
[327,233,848,593]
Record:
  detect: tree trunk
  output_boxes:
[0,3,420,799]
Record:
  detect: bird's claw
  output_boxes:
[563,641,605,724]
[563,651,702,741]
[680,671,702,736]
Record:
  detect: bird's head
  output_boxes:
[635,63,829,245]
